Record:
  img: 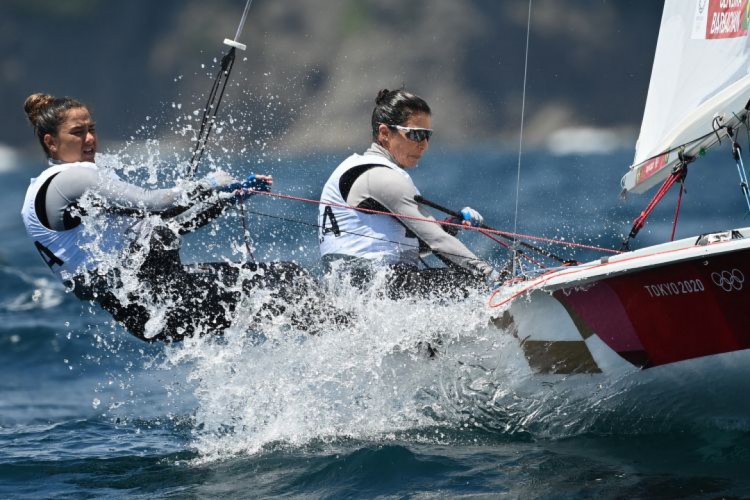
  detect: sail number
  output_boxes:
[643,279,705,298]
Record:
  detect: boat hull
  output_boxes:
[496,229,750,374]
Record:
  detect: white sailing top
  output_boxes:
[319,143,492,275]
[21,162,138,281]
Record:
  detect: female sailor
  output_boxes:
[318,88,501,297]
[21,93,315,341]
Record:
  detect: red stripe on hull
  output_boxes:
[554,251,750,367]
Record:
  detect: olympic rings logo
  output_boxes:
[710,269,745,292]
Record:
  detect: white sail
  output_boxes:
[622,0,750,194]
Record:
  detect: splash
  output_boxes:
[159,273,508,459]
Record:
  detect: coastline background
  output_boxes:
[1,0,662,156]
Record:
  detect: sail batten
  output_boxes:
[622,0,750,194]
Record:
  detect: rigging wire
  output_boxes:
[512,0,533,277]
[728,123,750,214]
[187,49,237,178]
[183,0,258,259]
[249,189,622,255]
[240,208,511,268]
[233,0,253,42]
[187,0,254,179]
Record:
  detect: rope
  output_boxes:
[414,194,570,264]
[187,48,237,178]
[240,208,493,267]
[512,0,533,276]
[242,206,551,270]
[488,232,741,309]
[622,163,687,249]
[248,190,622,255]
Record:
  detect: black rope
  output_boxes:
[414,195,574,265]
[187,47,237,178]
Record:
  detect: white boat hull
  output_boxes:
[493,228,750,375]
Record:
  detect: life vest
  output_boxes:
[318,153,420,266]
[21,162,137,282]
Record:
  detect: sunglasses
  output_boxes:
[386,124,433,142]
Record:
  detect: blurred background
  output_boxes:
[1,0,663,160]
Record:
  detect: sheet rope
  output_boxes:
[248,189,622,256]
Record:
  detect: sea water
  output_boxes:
[2,146,750,498]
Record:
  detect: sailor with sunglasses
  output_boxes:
[319,88,501,297]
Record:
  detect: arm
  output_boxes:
[171,173,274,234]
[47,165,231,232]
[348,168,493,276]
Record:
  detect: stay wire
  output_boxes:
[731,137,750,214]
[187,0,254,179]
[512,0,533,277]
[187,48,237,178]
[233,0,253,42]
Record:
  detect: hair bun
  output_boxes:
[24,93,55,126]
[375,89,391,105]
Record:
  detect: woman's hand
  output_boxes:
[244,174,272,192]
[205,173,273,194]
[460,206,484,227]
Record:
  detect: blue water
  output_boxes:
[2,145,750,498]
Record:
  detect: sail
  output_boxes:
[622,0,750,194]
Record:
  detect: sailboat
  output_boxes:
[493,0,750,376]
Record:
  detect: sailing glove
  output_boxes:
[460,207,484,227]
[240,174,271,192]
[220,174,273,193]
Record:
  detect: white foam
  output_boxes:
[156,275,516,460]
